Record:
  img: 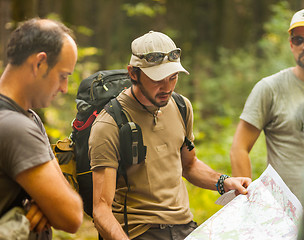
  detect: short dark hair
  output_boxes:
[129,66,141,85]
[7,18,75,68]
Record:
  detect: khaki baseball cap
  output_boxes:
[130,31,189,81]
[288,9,304,33]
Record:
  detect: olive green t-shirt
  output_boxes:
[89,90,194,238]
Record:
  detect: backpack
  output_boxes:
[67,69,194,234]
[70,69,133,218]
[51,138,78,191]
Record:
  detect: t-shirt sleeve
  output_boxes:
[240,79,274,130]
[0,112,53,179]
[89,110,120,170]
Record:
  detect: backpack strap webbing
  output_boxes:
[104,98,130,235]
[172,92,187,124]
[171,92,195,151]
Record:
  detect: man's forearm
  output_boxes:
[183,158,221,190]
[93,204,129,240]
[230,149,252,178]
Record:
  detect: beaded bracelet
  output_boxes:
[215,174,230,195]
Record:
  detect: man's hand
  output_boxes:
[25,201,51,232]
[224,177,252,195]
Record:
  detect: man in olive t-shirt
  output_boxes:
[89,31,252,240]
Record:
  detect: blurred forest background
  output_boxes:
[1,0,304,239]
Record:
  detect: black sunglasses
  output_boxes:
[291,36,304,46]
[132,48,181,63]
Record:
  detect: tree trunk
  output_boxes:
[0,0,12,67]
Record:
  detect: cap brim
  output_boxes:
[288,21,304,33]
[140,61,189,81]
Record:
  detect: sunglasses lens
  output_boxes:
[139,49,181,63]
[145,53,165,63]
[292,36,304,46]
[168,49,181,61]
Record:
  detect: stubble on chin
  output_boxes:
[297,51,304,69]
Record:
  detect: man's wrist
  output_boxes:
[215,174,230,195]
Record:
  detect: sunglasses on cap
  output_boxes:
[132,48,181,63]
[291,36,304,46]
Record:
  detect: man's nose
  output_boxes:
[60,79,68,94]
[161,78,174,92]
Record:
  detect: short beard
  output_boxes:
[137,78,170,108]
[297,51,304,69]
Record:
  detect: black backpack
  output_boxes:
[70,69,132,217]
[70,69,194,232]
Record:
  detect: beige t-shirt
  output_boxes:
[89,90,194,237]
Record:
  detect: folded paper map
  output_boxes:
[185,165,303,240]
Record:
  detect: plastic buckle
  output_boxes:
[159,224,174,229]
[160,224,166,229]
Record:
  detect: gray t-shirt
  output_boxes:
[240,68,304,199]
[0,95,54,237]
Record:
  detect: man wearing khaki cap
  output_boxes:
[230,9,304,200]
[89,31,251,240]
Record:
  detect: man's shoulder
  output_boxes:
[0,110,42,139]
[249,68,293,95]
[0,110,31,127]
[91,109,118,138]
[261,68,293,85]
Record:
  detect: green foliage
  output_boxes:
[258,2,294,75]
[187,124,267,225]
[186,183,222,224]
[122,2,166,17]
[184,0,290,225]
[189,1,293,142]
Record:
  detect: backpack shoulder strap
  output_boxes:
[172,92,195,151]
[104,98,128,128]
[104,97,131,235]
[172,92,187,126]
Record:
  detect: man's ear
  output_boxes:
[127,65,138,81]
[33,52,47,76]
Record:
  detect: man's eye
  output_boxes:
[170,75,178,81]
[61,74,68,80]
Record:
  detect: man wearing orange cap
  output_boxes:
[230,9,304,200]
[89,31,251,240]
